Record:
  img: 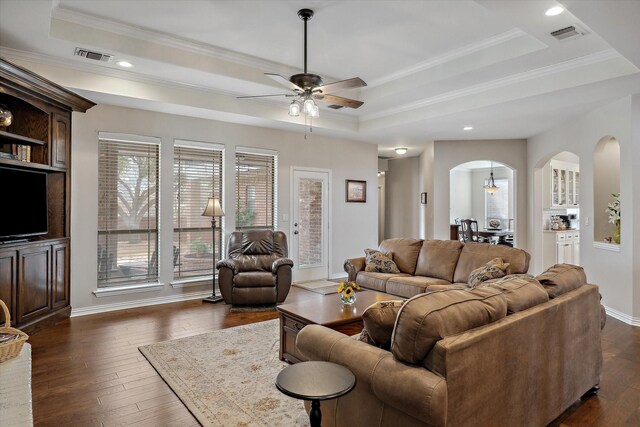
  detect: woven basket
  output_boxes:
[0,299,29,363]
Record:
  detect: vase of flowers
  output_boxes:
[337,281,360,306]
[606,192,620,244]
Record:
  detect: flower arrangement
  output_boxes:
[606,192,620,224]
[337,281,361,305]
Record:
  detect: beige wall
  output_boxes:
[528,96,639,324]
[384,156,420,239]
[419,142,435,239]
[433,139,528,249]
[71,104,378,311]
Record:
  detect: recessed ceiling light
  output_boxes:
[116,60,133,68]
[545,6,564,16]
[463,126,473,131]
[395,147,408,155]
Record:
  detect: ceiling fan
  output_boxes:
[238,8,366,115]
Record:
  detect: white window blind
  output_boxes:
[173,143,223,279]
[486,178,509,225]
[98,136,160,287]
[235,149,277,230]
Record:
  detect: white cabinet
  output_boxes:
[543,231,580,267]
[551,161,579,207]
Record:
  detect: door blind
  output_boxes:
[235,150,277,230]
[173,145,223,279]
[98,138,159,287]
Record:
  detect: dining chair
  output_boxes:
[460,219,493,243]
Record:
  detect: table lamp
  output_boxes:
[201,197,225,303]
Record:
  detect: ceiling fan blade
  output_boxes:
[316,94,364,109]
[237,93,293,99]
[314,77,367,94]
[265,73,303,92]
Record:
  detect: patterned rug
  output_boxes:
[139,320,307,426]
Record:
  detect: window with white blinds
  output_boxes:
[235,149,277,230]
[173,143,223,280]
[97,135,160,287]
[485,177,509,225]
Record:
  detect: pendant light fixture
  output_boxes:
[484,161,499,194]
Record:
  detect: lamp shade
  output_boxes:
[202,198,225,217]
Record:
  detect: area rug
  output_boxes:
[293,279,340,294]
[139,320,308,427]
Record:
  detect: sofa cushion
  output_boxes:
[453,243,530,284]
[536,263,586,298]
[386,276,452,298]
[467,258,509,288]
[414,240,464,282]
[364,249,400,273]
[391,287,507,364]
[361,300,405,349]
[378,238,424,275]
[356,271,411,292]
[481,274,549,314]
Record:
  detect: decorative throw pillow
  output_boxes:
[364,248,400,273]
[468,257,510,288]
[361,300,405,349]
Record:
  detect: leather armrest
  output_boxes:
[344,257,366,281]
[272,257,294,272]
[297,325,447,426]
[216,259,239,275]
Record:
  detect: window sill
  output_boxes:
[593,242,620,252]
[93,282,164,298]
[171,276,213,288]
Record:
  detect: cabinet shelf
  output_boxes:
[0,158,65,172]
[0,130,46,146]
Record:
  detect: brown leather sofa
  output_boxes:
[216,229,293,305]
[299,256,603,426]
[344,238,531,297]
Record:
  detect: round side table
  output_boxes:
[275,361,356,427]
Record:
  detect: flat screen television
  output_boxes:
[0,166,48,240]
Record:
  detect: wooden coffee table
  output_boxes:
[277,290,399,363]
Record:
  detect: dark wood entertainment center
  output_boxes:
[0,58,94,332]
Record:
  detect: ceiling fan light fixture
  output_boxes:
[310,103,319,118]
[303,98,316,115]
[288,100,301,117]
[395,147,408,155]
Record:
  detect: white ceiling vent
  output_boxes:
[550,25,589,41]
[74,48,113,62]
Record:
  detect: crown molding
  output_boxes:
[367,28,532,88]
[362,49,623,121]
[51,6,294,75]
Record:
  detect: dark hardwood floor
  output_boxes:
[27,287,639,426]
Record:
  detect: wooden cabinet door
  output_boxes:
[17,245,52,323]
[0,249,17,326]
[573,241,580,266]
[556,242,572,264]
[51,112,70,169]
[52,242,69,310]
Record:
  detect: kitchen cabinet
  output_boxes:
[543,231,580,267]
[551,160,579,207]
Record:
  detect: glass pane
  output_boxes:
[98,231,158,285]
[552,168,559,205]
[297,178,323,267]
[568,171,574,204]
[575,171,580,205]
[560,169,566,205]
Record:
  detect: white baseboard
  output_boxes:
[331,272,348,280]
[603,305,640,327]
[71,290,212,317]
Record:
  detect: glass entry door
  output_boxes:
[291,169,329,282]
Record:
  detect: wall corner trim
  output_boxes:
[603,305,640,327]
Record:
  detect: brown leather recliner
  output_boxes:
[216,229,293,305]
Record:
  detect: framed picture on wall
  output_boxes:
[345,179,366,202]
